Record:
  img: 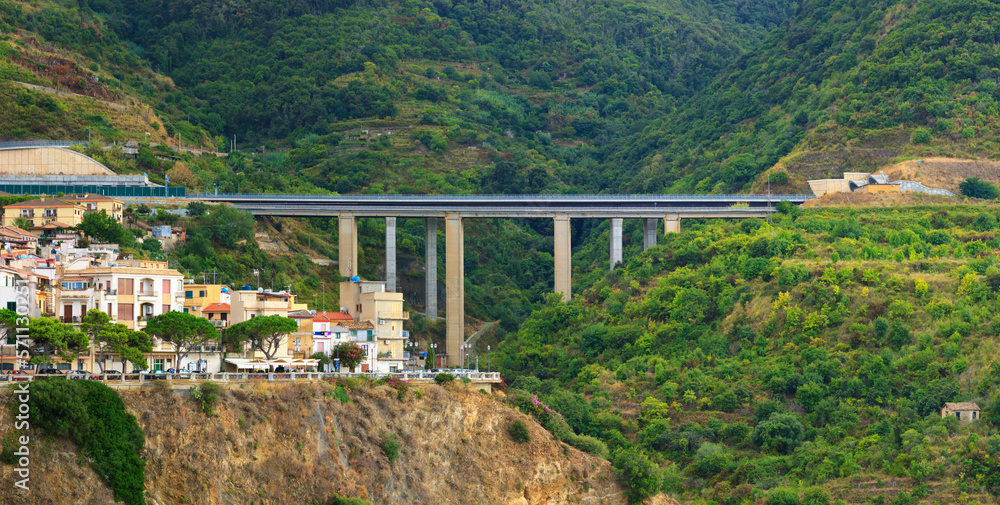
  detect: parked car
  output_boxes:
[102,370,122,375]
[35,368,65,377]
[4,370,27,375]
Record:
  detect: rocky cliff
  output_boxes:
[0,381,628,505]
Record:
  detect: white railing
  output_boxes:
[0,370,502,383]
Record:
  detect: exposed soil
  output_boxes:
[0,383,633,505]
[881,157,1000,193]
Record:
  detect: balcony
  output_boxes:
[378,311,409,321]
[209,319,228,328]
[59,316,81,324]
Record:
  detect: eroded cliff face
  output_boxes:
[0,382,627,505]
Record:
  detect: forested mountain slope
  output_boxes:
[610,0,1000,194]
[496,202,1000,502]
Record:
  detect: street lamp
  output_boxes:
[405,341,417,372]
[487,345,491,373]
[428,342,437,370]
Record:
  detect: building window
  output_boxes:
[183,308,189,313]
[153,358,164,371]
[5,301,14,311]
[199,290,206,297]
[185,290,193,299]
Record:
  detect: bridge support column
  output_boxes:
[610,218,623,270]
[338,212,357,277]
[425,218,438,321]
[554,214,571,302]
[643,218,658,251]
[385,217,396,292]
[665,214,680,234]
[445,213,464,367]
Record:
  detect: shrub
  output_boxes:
[434,373,456,385]
[910,128,931,144]
[802,487,831,505]
[380,434,400,462]
[334,384,351,404]
[566,434,609,458]
[768,488,801,505]
[326,496,372,505]
[508,419,531,443]
[960,177,999,200]
[190,381,221,416]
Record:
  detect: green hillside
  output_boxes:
[610,0,1000,194]
[496,202,1000,503]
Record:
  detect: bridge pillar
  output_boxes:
[554,214,571,301]
[425,218,438,321]
[445,213,464,367]
[643,218,658,250]
[610,218,623,270]
[385,217,396,292]
[665,214,680,234]
[338,212,357,277]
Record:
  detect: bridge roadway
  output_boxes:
[192,193,812,366]
[190,193,811,218]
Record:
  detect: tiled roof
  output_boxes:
[314,311,353,322]
[64,193,123,203]
[5,198,82,208]
[943,402,980,411]
[203,303,230,313]
[341,320,374,330]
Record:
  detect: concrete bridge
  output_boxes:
[191,193,812,365]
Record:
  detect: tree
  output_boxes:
[224,315,298,360]
[28,317,88,366]
[611,446,661,503]
[333,341,367,372]
[145,311,218,369]
[81,309,111,372]
[77,210,134,247]
[960,177,999,200]
[12,216,29,230]
[425,344,436,370]
[98,323,152,372]
[310,351,331,372]
[752,412,804,454]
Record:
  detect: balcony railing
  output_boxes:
[378,311,409,320]
[59,316,81,323]
[209,319,228,327]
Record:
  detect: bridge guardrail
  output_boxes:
[188,193,814,201]
[0,371,502,384]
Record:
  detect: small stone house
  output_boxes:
[941,402,980,423]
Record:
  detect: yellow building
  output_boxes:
[3,198,86,228]
[56,261,185,372]
[182,284,232,318]
[62,194,125,222]
[340,279,410,373]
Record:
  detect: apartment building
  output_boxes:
[56,260,185,372]
[3,198,86,228]
[182,284,232,318]
[61,194,124,222]
[340,279,409,373]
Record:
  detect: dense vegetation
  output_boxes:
[10,380,146,505]
[497,204,1000,503]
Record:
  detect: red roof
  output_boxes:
[314,311,353,322]
[202,303,230,313]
